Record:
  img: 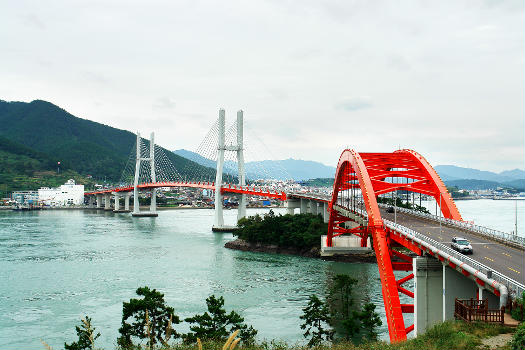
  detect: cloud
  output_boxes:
[336,97,373,111]
[20,14,45,29]
[153,97,176,110]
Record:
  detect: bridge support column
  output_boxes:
[104,193,112,211]
[213,110,226,230]
[150,189,157,214]
[87,196,95,208]
[132,132,158,217]
[124,192,131,212]
[310,201,317,215]
[323,202,329,223]
[96,194,102,208]
[442,265,480,321]
[113,193,120,211]
[300,199,307,214]
[414,257,443,336]
[285,199,300,215]
[236,110,246,223]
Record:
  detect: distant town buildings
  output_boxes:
[10,179,85,207]
[38,179,84,206]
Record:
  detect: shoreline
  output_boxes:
[224,238,377,263]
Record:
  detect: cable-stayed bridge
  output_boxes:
[84,109,524,343]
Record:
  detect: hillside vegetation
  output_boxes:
[0,99,216,193]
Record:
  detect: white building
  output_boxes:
[38,179,85,206]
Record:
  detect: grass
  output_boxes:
[157,321,513,350]
[42,320,516,350]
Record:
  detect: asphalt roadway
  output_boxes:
[380,208,525,283]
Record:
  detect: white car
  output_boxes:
[451,237,473,255]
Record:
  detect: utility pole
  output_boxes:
[515,199,518,236]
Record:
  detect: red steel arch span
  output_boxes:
[327,149,462,342]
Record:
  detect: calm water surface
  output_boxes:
[0,208,395,349]
[1,199,519,349]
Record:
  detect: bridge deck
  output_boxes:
[381,208,525,282]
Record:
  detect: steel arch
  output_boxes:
[327,149,463,343]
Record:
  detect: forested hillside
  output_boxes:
[0,135,96,195]
[0,99,216,193]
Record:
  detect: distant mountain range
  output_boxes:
[434,165,525,182]
[175,150,525,190]
[174,149,336,180]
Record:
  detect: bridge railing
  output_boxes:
[383,218,525,299]
[336,204,525,300]
[378,203,525,248]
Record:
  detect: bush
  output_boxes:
[511,322,525,350]
[511,292,525,322]
[235,211,327,250]
[64,316,100,350]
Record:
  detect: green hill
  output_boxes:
[0,99,216,192]
[0,135,96,195]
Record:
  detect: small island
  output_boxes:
[225,211,376,263]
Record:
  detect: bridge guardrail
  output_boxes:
[378,204,525,248]
[343,205,524,300]
[383,219,525,299]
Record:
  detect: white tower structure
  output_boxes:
[213,109,246,231]
[132,132,158,217]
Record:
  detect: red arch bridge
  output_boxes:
[85,113,524,343]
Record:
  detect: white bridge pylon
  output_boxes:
[213,109,247,230]
[132,132,158,217]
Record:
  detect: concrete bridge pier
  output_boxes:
[414,257,443,336]
[300,199,308,214]
[285,199,300,215]
[113,192,131,213]
[87,196,95,208]
[413,257,497,336]
[113,192,120,211]
[310,200,318,215]
[322,202,329,223]
[104,193,112,211]
[96,194,103,208]
[124,192,131,212]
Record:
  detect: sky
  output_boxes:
[1,0,524,172]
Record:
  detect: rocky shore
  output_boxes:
[224,238,377,263]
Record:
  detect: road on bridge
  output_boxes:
[381,208,525,282]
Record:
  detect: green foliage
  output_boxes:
[447,186,470,199]
[300,295,333,347]
[117,286,181,349]
[0,100,217,188]
[357,303,382,341]
[376,196,430,214]
[327,275,361,341]
[511,322,525,350]
[301,178,334,188]
[511,292,525,322]
[235,211,327,249]
[183,295,257,345]
[64,316,100,350]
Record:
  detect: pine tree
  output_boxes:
[300,295,333,347]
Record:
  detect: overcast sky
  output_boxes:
[1,0,523,172]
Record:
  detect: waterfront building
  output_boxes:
[38,179,84,206]
[12,191,39,205]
